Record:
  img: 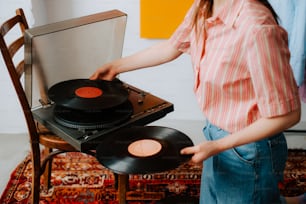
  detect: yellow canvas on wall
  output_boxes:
[140,0,193,39]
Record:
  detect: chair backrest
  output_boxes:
[0,9,40,149]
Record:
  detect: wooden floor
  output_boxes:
[0,133,29,195]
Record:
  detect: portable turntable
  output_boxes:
[24,10,174,151]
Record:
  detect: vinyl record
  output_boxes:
[96,126,194,174]
[48,79,128,110]
[53,101,133,129]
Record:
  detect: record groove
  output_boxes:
[48,79,128,110]
[96,126,193,174]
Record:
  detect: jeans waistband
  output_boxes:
[205,120,284,142]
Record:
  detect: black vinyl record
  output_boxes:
[53,101,133,129]
[96,126,194,174]
[48,79,128,111]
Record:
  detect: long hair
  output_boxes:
[192,0,278,30]
[191,0,213,33]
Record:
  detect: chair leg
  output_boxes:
[42,147,53,192]
[31,152,42,204]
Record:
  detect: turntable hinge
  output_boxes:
[39,99,53,108]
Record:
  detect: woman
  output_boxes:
[91,0,301,203]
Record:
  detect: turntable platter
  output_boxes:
[48,79,128,111]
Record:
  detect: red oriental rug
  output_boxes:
[0,150,305,203]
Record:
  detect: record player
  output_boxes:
[24,10,174,151]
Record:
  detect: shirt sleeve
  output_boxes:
[168,1,197,54]
[246,25,300,117]
[267,0,306,85]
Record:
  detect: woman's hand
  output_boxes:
[90,62,118,81]
[180,140,220,164]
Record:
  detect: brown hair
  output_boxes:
[191,0,212,33]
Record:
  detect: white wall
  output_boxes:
[0,0,204,133]
[0,0,34,133]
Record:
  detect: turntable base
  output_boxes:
[32,82,174,151]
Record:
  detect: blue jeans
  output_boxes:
[200,121,288,204]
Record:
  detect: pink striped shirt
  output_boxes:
[169,0,300,133]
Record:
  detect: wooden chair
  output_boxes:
[0,8,94,203]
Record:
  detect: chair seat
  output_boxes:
[37,124,76,151]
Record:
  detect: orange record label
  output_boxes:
[75,87,103,98]
[128,139,162,157]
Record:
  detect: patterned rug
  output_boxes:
[280,150,306,197]
[0,150,305,203]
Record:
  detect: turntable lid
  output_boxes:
[24,10,127,109]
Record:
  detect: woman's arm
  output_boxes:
[181,108,301,163]
[90,40,182,80]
